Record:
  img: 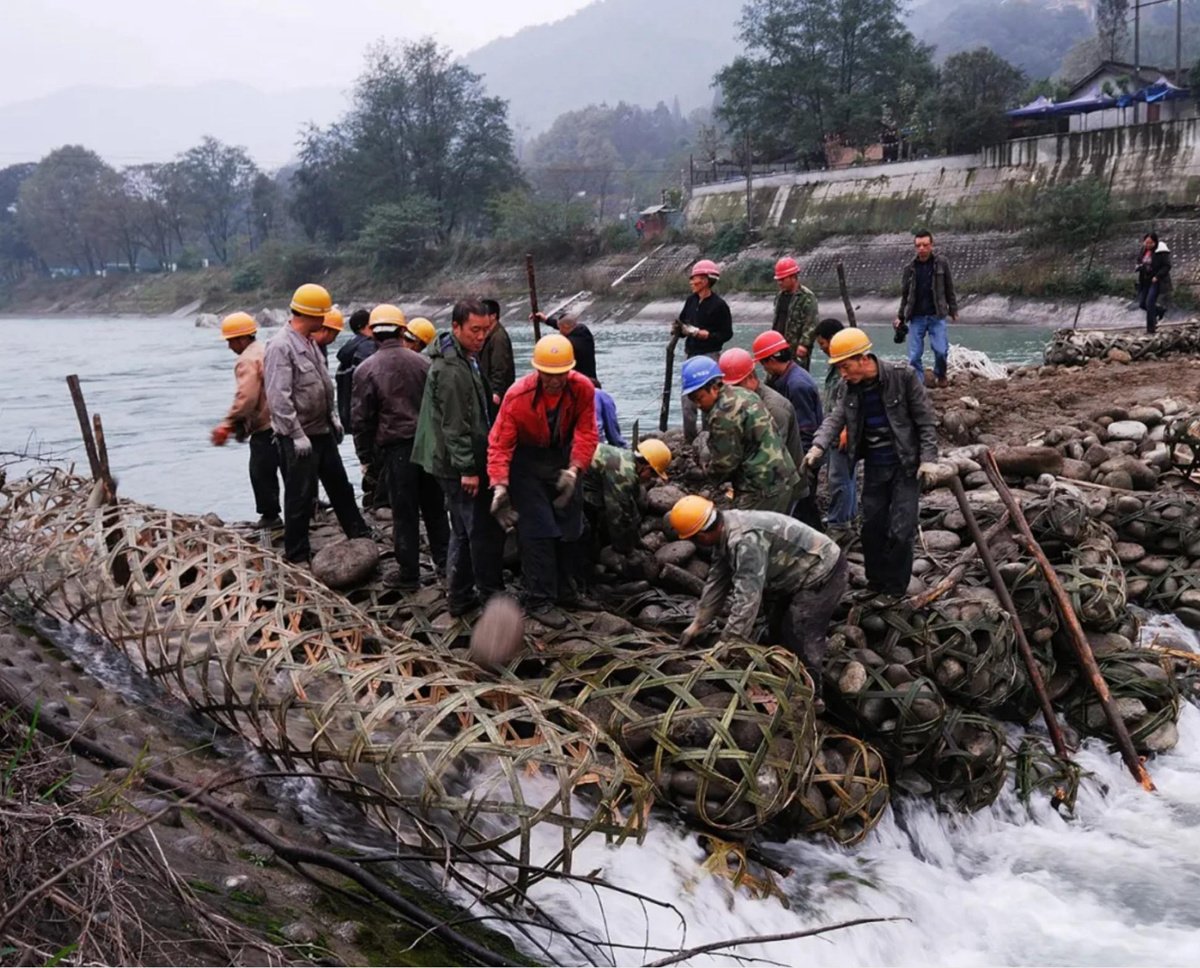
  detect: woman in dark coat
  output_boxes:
[1137,232,1172,334]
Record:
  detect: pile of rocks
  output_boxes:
[1043,323,1200,366]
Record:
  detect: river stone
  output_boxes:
[838,661,868,695]
[1106,348,1132,363]
[1085,697,1148,730]
[280,921,320,945]
[1085,631,1132,657]
[194,312,221,329]
[178,835,225,861]
[1061,457,1093,480]
[1097,455,1158,490]
[920,530,962,553]
[1127,406,1163,426]
[1106,420,1148,443]
[993,446,1063,478]
[641,531,667,553]
[311,538,379,589]
[655,540,696,566]
[1106,440,1140,456]
[1115,542,1146,564]
[1099,470,1134,490]
[1083,443,1112,467]
[644,484,686,516]
[1141,721,1179,753]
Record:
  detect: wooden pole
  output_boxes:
[907,511,1009,610]
[660,329,681,433]
[948,476,1070,759]
[66,375,101,479]
[981,451,1154,790]
[835,259,858,328]
[92,413,116,504]
[525,254,542,340]
[631,419,640,453]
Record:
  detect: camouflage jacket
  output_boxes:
[773,285,819,365]
[583,443,641,551]
[753,382,808,500]
[705,385,799,513]
[695,510,842,638]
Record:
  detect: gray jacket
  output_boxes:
[264,325,337,439]
[899,253,957,321]
[812,356,937,472]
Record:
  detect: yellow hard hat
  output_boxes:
[827,327,873,364]
[323,307,345,332]
[290,283,332,318]
[636,438,672,479]
[404,317,435,347]
[668,495,716,540]
[532,333,576,374]
[369,303,407,330]
[220,311,257,340]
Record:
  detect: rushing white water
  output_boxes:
[448,617,1200,967]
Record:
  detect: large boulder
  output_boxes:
[644,484,687,516]
[1096,455,1158,490]
[1105,420,1149,443]
[311,538,379,589]
[993,446,1063,479]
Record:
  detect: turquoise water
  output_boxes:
[0,316,1048,519]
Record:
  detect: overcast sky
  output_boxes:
[1,0,593,107]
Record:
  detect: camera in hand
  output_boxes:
[893,320,909,343]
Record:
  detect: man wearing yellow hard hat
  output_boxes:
[210,312,281,529]
[487,333,598,628]
[311,306,344,362]
[264,283,371,563]
[582,438,671,556]
[803,328,939,599]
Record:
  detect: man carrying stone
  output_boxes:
[896,230,958,387]
[681,356,798,514]
[351,307,449,590]
[479,298,516,417]
[676,259,733,443]
[582,438,672,555]
[488,334,598,628]
[771,256,820,370]
[804,329,939,598]
[210,311,281,529]
[672,495,847,691]
[265,283,370,564]
[413,299,507,615]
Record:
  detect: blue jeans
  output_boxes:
[907,315,949,382]
[826,447,857,526]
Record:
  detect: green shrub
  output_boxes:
[1030,177,1117,247]
[230,262,264,292]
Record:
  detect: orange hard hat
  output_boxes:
[668,495,716,540]
[290,283,332,318]
[828,328,873,364]
[323,307,345,331]
[532,333,575,374]
[220,312,257,340]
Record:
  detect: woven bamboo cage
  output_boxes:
[1012,735,1084,815]
[784,729,889,846]
[1105,491,1200,556]
[916,709,1007,813]
[1163,411,1200,480]
[1063,649,1180,752]
[2,471,649,898]
[1054,523,1128,632]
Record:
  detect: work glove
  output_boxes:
[553,467,579,509]
[680,624,706,649]
[291,433,313,459]
[679,324,701,338]
[210,424,230,447]
[491,485,519,531]
[918,461,950,489]
[802,445,824,471]
[331,415,345,445]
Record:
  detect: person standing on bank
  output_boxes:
[479,298,516,416]
[1136,232,1172,334]
[487,334,598,629]
[352,311,450,590]
[537,312,598,384]
[895,230,958,387]
[335,309,376,428]
[264,284,370,563]
[671,495,847,692]
[804,329,939,598]
[676,259,733,443]
[771,256,820,370]
[412,299,507,616]
[210,312,282,529]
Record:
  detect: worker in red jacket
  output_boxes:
[488,333,598,628]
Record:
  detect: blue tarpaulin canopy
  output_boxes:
[1007,79,1190,118]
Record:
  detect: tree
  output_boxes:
[17,146,116,273]
[292,38,521,244]
[935,48,1027,153]
[715,0,936,163]
[1096,0,1130,61]
[175,137,258,264]
[0,163,38,282]
[354,197,442,272]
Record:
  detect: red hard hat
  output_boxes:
[774,256,800,281]
[752,330,790,361]
[718,347,755,385]
[689,259,721,280]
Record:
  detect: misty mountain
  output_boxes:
[0,81,345,168]
[465,0,741,137]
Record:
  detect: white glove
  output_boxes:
[292,434,313,458]
[553,467,579,509]
[490,485,519,531]
[331,415,345,445]
[918,461,946,488]
[680,324,701,338]
[802,445,824,470]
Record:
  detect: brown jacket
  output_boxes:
[351,340,431,448]
[222,340,271,439]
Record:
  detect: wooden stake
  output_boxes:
[948,476,1070,760]
[660,329,680,433]
[66,374,101,479]
[981,451,1154,790]
[525,254,542,340]
[835,259,858,328]
[907,511,1009,610]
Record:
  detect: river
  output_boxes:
[0,315,1048,520]
[2,314,1198,964]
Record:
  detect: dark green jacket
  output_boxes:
[412,332,493,479]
